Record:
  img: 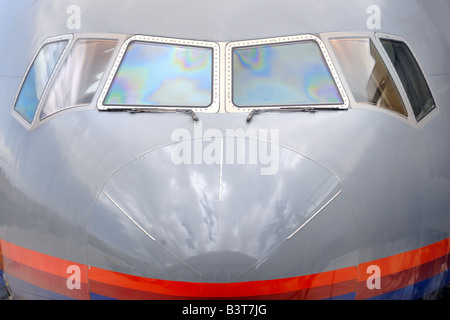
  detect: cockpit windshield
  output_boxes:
[232,40,344,107]
[103,41,214,108]
[13,32,439,129]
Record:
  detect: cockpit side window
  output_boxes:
[380,39,436,122]
[41,39,118,119]
[14,40,68,123]
[329,38,408,117]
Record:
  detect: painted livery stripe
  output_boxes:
[0,238,448,299]
[0,239,90,299]
[358,237,450,277]
[88,238,450,299]
[356,238,450,299]
[0,240,88,282]
[2,256,89,299]
[0,241,4,273]
[89,277,357,300]
[88,266,356,299]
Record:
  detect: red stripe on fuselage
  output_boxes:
[356,238,450,299]
[88,265,356,299]
[0,239,89,299]
[0,238,448,299]
[0,240,4,273]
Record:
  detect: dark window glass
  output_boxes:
[380,39,435,121]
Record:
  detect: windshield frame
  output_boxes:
[225,34,349,113]
[12,34,73,129]
[375,32,438,126]
[97,35,220,113]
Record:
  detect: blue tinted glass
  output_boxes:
[104,41,213,107]
[14,41,67,122]
[232,41,343,107]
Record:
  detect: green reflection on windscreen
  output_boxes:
[104,41,213,107]
[233,41,342,107]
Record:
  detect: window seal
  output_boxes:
[225,34,349,113]
[97,35,221,114]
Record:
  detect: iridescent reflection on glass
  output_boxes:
[14,40,67,122]
[232,41,343,107]
[104,42,213,107]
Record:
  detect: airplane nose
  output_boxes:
[88,137,356,287]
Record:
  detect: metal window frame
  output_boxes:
[321,31,415,125]
[97,35,221,113]
[12,34,73,129]
[38,36,122,122]
[225,34,349,113]
[375,32,438,126]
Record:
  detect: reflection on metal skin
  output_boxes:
[88,138,357,282]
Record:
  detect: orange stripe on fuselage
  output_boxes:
[0,238,448,299]
[358,238,449,277]
[0,239,89,299]
[88,265,356,299]
[356,237,450,299]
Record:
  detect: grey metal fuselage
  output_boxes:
[0,0,449,297]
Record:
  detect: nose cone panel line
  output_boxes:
[104,192,157,242]
[88,137,355,282]
[102,191,208,280]
[287,189,342,240]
